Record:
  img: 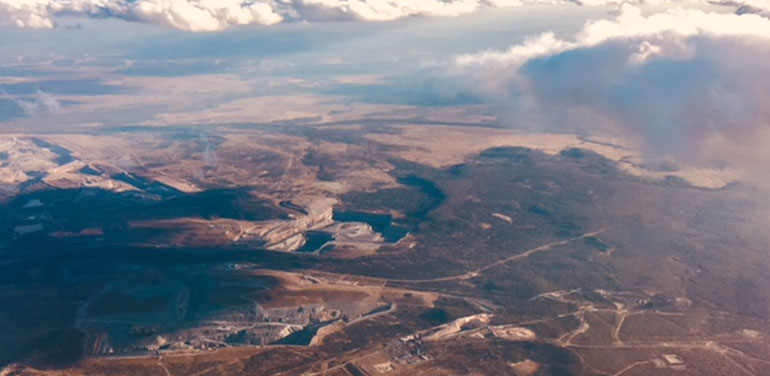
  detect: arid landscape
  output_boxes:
[1,119,768,375]
[3,2,770,373]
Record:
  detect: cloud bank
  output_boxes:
[454,5,770,187]
[0,0,283,31]
[0,0,495,31]
[2,0,769,32]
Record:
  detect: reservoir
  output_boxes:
[332,210,410,243]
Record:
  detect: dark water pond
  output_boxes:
[296,231,334,253]
[332,210,410,243]
[271,320,336,346]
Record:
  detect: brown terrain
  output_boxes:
[0,119,768,376]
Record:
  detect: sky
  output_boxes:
[2,0,770,188]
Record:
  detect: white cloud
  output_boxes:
[0,0,487,31]
[3,0,768,32]
[453,5,770,187]
[0,0,55,28]
[128,0,283,31]
[298,0,482,21]
[457,4,770,68]
[0,0,284,31]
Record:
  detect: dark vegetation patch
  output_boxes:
[427,340,584,376]
[479,146,534,163]
[0,186,287,243]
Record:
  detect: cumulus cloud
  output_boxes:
[0,0,283,31]
[3,0,766,32]
[0,0,487,31]
[457,5,770,68]
[297,0,483,21]
[454,5,770,187]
